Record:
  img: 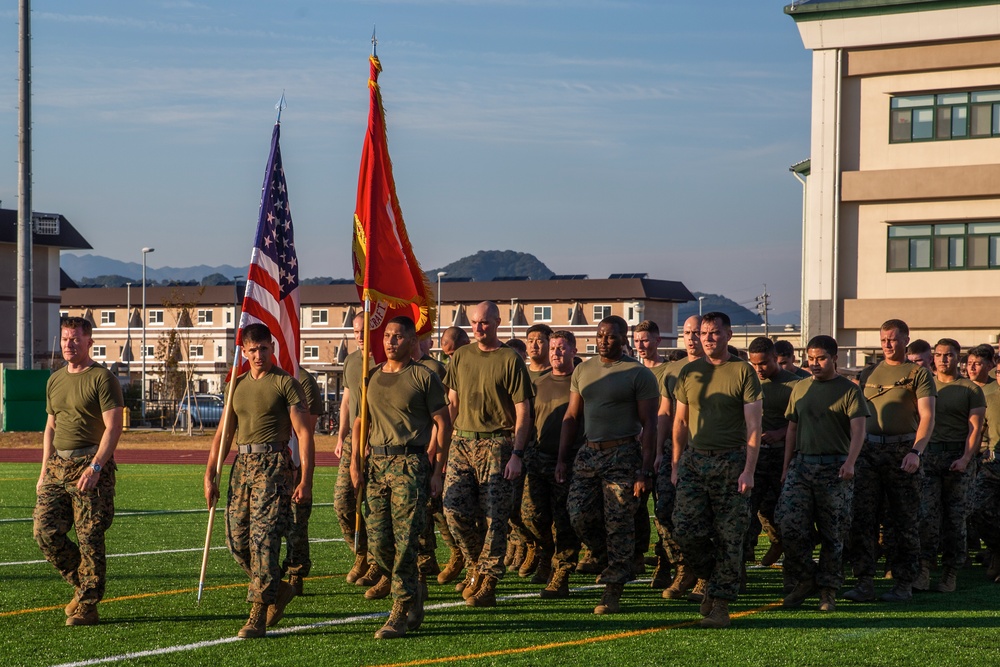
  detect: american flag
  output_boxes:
[236,122,300,375]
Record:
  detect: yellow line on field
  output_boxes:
[0,574,341,618]
[369,602,783,667]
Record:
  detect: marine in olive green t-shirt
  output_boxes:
[663,357,690,401]
[570,357,659,443]
[761,369,801,435]
[365,362,448,450]
[533,373,581,455]
[929,377,986,445]
[297,367,324,416]
[528,367,552,387]
[416,354,447,381]
[648,362,671,400]
[673,357,763,451]
[785,376,869,456]
[860,361,936,436]
[983,382,1000,452]
[46,364,125,451]
[443,343,533,433]
[231,366,305,445]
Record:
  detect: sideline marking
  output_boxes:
[0,537,344,567]
[0,502,334,525]
[47,585,780,667]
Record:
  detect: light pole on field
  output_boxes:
[141,247,154,422]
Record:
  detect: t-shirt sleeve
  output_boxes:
[298,370,324,415]
[283,376,306,408]
[848,383,870,419]
[971,384,987,410]
[784,383,802,423]
[425,373,449,415]
[673,368,690,405]
[914,366,937,399]
[508,355,534,403]
[97,370,125,412]
[442,354,458,392]
[743,366,764,403]
[636,367,661,402]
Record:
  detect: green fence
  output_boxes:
[2,367,49,432]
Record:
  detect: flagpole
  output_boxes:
[354,298,373,552]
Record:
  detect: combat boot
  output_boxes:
[455,561,478,594]
[700,598,731,629]
[518,543,540,577]
[576,552,606,575]
[461,570,482,600]
[687,578,708,603]
[913,559,931,591]
[818,587,837,612]
[504,540,516,567]
[650,555,671,590]
[266,580,297,627]
[346,553,367,584]
[761,540,783,567]
[437,551,465,585]
[65,603,99,627]
[64,593,80,617]
[782,577,816,608]
[467,575,498,607]
[699,594,714,617]
[663,565,697,599]
[593,583,624,615]
[936,566,958,593]
[356,562,383,587]
[632,554,646,576]
[407,579,425,630]
[365,574,391,600]
[842,577,875,602]
[879,582,912,602]
[289,575,304,596]
[237,603,267,638]
[540,568,570,599]
[510,543,526,572]
[374,599,410,639]
[531,553,553,585]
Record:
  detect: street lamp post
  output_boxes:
[698,296,706,316]
[125,282,132,367]
[141,247,154,423]
[436,272,447,347]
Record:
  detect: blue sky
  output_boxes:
[0,1,811,317]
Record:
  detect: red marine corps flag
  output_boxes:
[352,49,435,364]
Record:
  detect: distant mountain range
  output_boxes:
[61,251,798,325]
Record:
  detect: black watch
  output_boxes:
[909,448,922,458]
[512,449,524,458]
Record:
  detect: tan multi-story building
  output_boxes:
[787,0,1000,349]
[61,275,694,398]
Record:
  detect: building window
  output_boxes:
[312,309,329,325]
[303,346,319,360]
[101,310,115,326]
[197,309,213,325]
[890,90,1000,143]
[225,310,233,325]
[59,310,68,319]
[887,222,1000,271]
[92,345,107,358]
[533,306,552,322]
[586,344,597,354]
[143,345,155,359]
[148,310,164,325]
[216,345,224,358]
[593,305,611,321]
[189,345,204,359]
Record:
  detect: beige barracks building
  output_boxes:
[787,0,1000,349]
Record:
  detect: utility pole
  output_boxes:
[755,284,771,338]
[16,0,32,369]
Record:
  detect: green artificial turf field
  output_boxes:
[2,461,999,666]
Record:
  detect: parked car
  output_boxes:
[176,393,225,428]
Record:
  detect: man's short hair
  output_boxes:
[967,344,997,364]
[387,315,416,335]
[668,349,687,362]
[60,317,92,336]
[702,311,731,329]
[634,320,660,336]
[881,319,910,337]
[551,330,576,347]
[600,315,629,337]
[241,323,272,345]
[506,338,527,355]
[747,337,775,355]
[774,340,795,357]
[442,326,470,346]
[806,335,838,357]
[935,338,961,354]
[906,339,931,355]
[352,311,365,325]
[526,323,553,338]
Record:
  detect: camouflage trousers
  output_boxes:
[775,456,853,589]
[508,469,533,551]
[970,459,1000,553]
[919,447,974,568]
[34,453,117,606]
[745,446,784,559]
[523,449,580,575]
[282,464,312,577]
[417,494,442,576]
[567,442,641,585]
[364,453,430,603]
[672,448,750,601]
[226,451,293,604]
[653,459,684,565]
[334,435,367,555]
[443,434,514,579]
[849,441,921,584]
